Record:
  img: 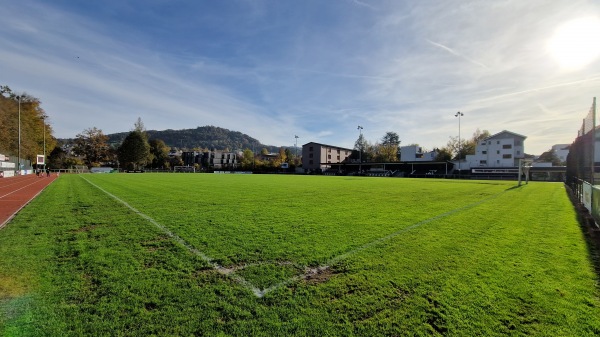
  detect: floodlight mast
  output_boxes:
[17,95,22,175]
[294,135,299,159]
[357,125,363,173]
[455,112,463,177]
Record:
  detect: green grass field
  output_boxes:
[1,174,599,336]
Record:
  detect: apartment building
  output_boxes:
[302,142,353,171]
[460,130,526,170]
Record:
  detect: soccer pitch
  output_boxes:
[1,174,599,336]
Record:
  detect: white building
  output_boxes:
[456,130,526,170]
[400,145,438,162]
[551,144,570,163]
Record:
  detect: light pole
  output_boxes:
[294,135,299,158]
[455,111,463,176]
[357,125,363,173]
[17,95,22,175]
[42,115,46,172]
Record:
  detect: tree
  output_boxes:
[434,147,453,161]
[537,149,562,166]
[0,88,57,163]
[446,128,491,160]
[353,133,373,162]
[377,131,401,162]
[240,148,254,170]
[73,127,110,167]
[274,147,287,167]
[148,139,170,169]
[133,117,145,133]
[117,130,150,170]
[284,148,293,163]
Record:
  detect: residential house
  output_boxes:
[457,130,527,170]
[400,145,438,162]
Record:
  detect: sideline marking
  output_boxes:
[80,175,511,298]
[80,175,265,297]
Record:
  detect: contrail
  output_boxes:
[474,75,600,103]
[426,39,488,68]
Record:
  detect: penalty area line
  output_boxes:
[79,175,265,297]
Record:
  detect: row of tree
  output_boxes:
[0,86,57,164]
[349,129,495,163]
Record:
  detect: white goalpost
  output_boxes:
[518,159,533,186]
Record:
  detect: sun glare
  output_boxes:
[547,17,600,70]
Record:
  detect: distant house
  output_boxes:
[457,130,527,170]
[301,142,353,172]
[400,145,438,162]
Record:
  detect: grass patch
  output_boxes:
[0,174,599,336]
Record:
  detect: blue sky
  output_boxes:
[2,0,600,154]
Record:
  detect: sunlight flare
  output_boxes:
[547,17,600,70]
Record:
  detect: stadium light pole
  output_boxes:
[455,111,463,177]
[357,125,363,173]
[17,95,22,175]
[42,115,46,172]
[294,135,299,158]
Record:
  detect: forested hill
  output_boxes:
[106,125,270,151]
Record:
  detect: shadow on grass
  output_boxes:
[565,185,600,284]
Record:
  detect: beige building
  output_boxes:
[302,142,353,172]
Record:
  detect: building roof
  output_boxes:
[485,130,527,141]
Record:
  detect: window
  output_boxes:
[328,155,331,159]
[516,140,522,145]
[309,146,313,151]
[503,154,512,159]
[482,151,487,154]
[497,141,500,144]
[337,155,340,160]
[497,150,500,154]
[517,150,520,155]
[337,149,340,154]
[309,160,313,165]
[309,153,313,158]
[502,144,512,149]
[480,160,487,164]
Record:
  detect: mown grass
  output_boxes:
[0,174,599,336]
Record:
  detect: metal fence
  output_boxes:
[566,98,598,226]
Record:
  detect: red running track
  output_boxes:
[0,173,58,228]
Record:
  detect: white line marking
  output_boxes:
[79,175,265,297]
[258,190,507,296]
[81,175,510,298]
